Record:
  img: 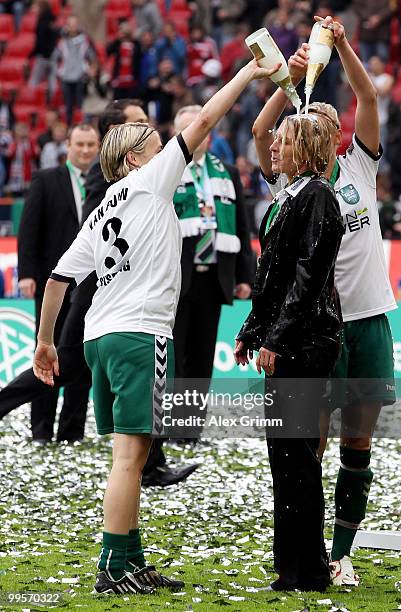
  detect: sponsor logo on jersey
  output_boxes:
[338,184,360,205]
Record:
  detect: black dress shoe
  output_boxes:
[269,578,300,591]
[269,577,329,592]
[142,464,198,487]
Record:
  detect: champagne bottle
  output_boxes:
[305,22,334,113]
[245,28,301,113]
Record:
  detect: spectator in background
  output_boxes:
[37,109,59,150]
[131,0,162,40]
[187,25,219,87]
[297,16,312,44]
[353,0,393,63]
[0,0,26,31]
[52,15,97,125]
[107,20,142,100]
[0,84,15,132]
[188,0,212,33]
[69,0,106,43]
[209,121,234,164]
[192,58,222,105]
[378,173,401,239]
[40,121,68,169]
[220,23,251,82]
[268,8,299,60]
[146,58,175,138]
[0,130,12,197]
[236,154,263,236]
[28,0,59,97]
[244,0,275,32]
[368,56,393,158]
[138,29,158,91]
[264,0,306,32]
[7,122,38,196]
[387,99,401,199]
[211,0,246,49]
[154,21,187,77]
[0,84,14,195]
[170,75,195,118]
[232,79,272,156]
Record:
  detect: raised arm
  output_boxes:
[181,60,280,155]
[315,16,380,155]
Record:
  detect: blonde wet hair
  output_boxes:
[100,122,156,182]
[305,102,341,131]
[280,113,335,176]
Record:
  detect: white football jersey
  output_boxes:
[52,135,191,341]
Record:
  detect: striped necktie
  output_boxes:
[193,163,215,264]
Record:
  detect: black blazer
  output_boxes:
[180,163,253,305]
[237,177,344,356]
[18,166,79,297]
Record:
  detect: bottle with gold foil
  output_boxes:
[245,28,301,113]
[305,22,334,113]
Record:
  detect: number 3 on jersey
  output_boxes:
[102,217,129,269]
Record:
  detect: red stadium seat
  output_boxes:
[338,130,353,155]
[47,0,62,16]
[0,58,27,90]
[13,103,38,124]
[16,85,47,108]
[0,14,14,42]
[105,0,131,19]
[339,111,355,133]
[392,83,401,104]
[4,33,35,58]
[20,11,38,33]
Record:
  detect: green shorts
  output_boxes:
[332,314,395,406]
[84,332,174,435]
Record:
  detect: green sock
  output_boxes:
[125,528,146,571]
[98,532,128,580]
[331,446,373,561]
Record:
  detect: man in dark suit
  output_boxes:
[173,106,253,395]
[18,124,99,443]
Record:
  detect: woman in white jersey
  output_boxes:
[31,59,280,597]
[251,16,396,588]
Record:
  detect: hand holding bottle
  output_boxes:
[313,15,346,46]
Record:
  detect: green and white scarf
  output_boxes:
[173,153,240,253]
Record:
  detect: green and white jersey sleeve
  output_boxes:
[335,134,397,321]
[52,135,192,341]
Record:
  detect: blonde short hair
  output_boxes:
[100,122,155,182]
[280,113,334,175]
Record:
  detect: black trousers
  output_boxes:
[62,80,85,126]
[265,340,339,587]
[30,296,91,441]
[0,297,166,467]
[173,267,224,391]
